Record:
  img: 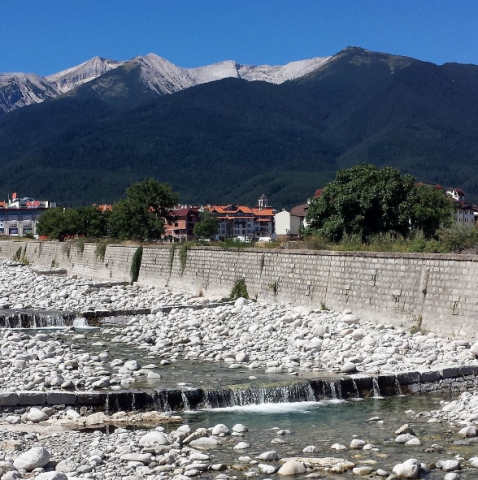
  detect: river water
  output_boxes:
[182,396,476,479]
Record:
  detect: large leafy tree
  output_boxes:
[76,206,111,238]
[108,179,178,241]
[306,164,453,241]
[409,183,454,237]
[193,211,220,239]
[37,206,110,240]
[37,208,82,240]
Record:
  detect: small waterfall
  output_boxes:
[73,317,89,327]
[202,392,212,410]
[181,391,191,411]
[351,378,360,398]
[131,392,136,411]
[0,310,75,328]
[328,381,338,400]
[372,378,384,399]
[305,383,316,402]
[203,383,318,408]
[336,381,343,399]
[154,390,171,412]
[105,393,110,415]
[394,377,404,396]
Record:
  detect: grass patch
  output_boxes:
[302,227,478,254]
[179,243,189,274]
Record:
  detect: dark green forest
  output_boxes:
[1,47,478,208]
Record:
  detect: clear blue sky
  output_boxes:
[2,0,478,75]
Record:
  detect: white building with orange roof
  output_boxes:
[207,195,275,240]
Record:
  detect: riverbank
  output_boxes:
[1,260,478,478]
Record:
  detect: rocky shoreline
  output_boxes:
[1,261,478,478]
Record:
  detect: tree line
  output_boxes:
[38,165,458,245]
[37,179,179,241]
[37,178,220,242]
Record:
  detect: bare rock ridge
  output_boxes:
[46,56,123,93]
[0,53,331,113]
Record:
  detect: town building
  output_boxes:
[446,188,477,227]
[275,189,323,239]
[0,193,57,237]
[207,195,275,240]
[163,206,201,241]
[275,205,307,239]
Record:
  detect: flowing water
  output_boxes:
[182,395,477,479]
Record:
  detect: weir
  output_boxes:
[0,310,77,328]
[1,366,477,412]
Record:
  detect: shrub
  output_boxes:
[96,241,107,262]
[229,278,249,300]
[130,246,143,283]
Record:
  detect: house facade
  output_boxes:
[207,195,275,240]
[0,194,57,237]
[163,206,201,241]
[446,188,477,227]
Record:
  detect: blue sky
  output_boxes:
[2,1,478,75]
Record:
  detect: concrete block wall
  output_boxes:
[1,240,478,337]
[139,246,478,337]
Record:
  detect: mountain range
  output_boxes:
[1,46,478,208]
[0,54,330,114]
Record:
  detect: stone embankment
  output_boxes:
[2,239,478,337]
[1,261,478,477]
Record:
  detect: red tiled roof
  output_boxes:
[314,189,323,198]
[290,204,308,217]
[171,207,199,216]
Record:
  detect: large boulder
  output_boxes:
[257,451,278,461]
[278,460,306,475]
[470,342,478,356]
[26,408,48,423]
[392,458,419,478]
[211,424,230,435]
[55,459,77,473]
[123,360,140,371]
[14,447,50,471]
[35,473,68,480]
[437,459,461,472]
[341,362,357,373]
[189,437,218,449]
[138,431,170,446]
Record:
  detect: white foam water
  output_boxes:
[188,399,346,415]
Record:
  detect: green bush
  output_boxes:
[13,247,22,262]
[96,241,107,262]
[229,278,249,300]
[130,246,143,283]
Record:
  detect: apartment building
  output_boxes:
[0,194,57,237]
[207,195,274,240]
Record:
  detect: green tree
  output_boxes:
[37,207,82,240]
[409,184,454,237]
[306,164,453,241]
[108,179,178,241]
[193,211,220,239]
[76,206,110,237]
[125,178,178,218]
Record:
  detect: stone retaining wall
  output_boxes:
[1,240,478,337]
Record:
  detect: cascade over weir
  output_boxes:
[2,367,477,413]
